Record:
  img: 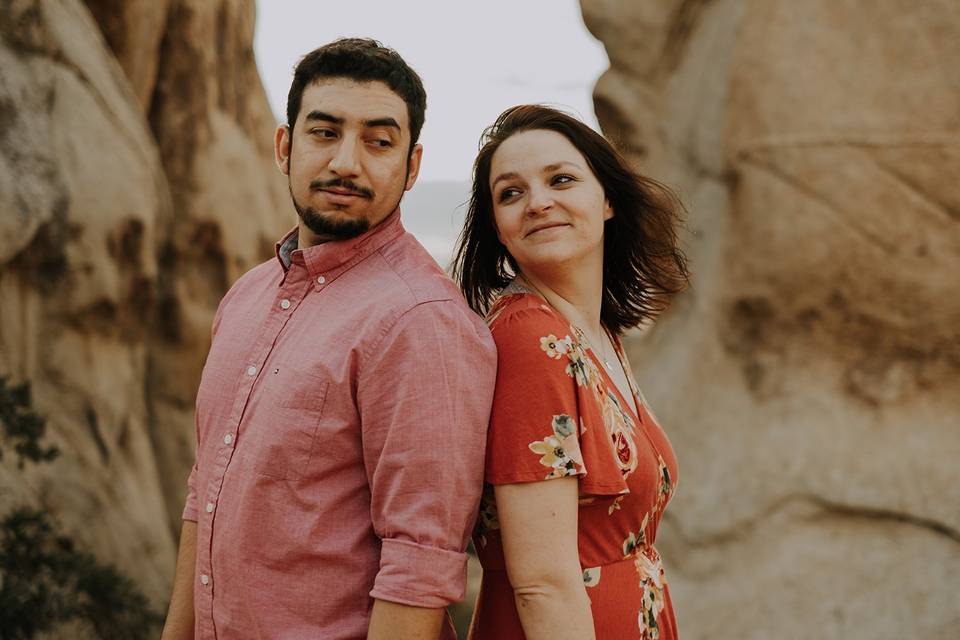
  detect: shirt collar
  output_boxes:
[273,207,405,280]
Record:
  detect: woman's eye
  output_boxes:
[552,174,575,185]
[498,187,520,202]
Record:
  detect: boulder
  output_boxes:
[0,0,290,611]
[581,1,960,637]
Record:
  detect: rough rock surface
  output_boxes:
[580,1,960,638]
[0,0,289,610]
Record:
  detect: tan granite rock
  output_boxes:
[122,0,290,535]
[581,0,960,638]
[0,0,289,611]
[82,0,171,110]
[0,0,174,604]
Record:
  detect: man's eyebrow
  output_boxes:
[304,110,343,124]
[362,117,401,130]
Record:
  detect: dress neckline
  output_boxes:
[496,282,644,424]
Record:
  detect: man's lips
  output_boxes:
[319,188,367,198]
[524,222,569,237]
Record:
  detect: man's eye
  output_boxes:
[311,128,336,138]
[370,139,392,148]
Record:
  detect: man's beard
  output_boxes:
[290,177,375,240]
[293,199,371,240]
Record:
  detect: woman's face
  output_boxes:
[489,129,612,277]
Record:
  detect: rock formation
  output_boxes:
[581,1,960,638]
[0,0,289,610]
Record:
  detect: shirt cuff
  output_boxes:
[182,463,199,522]
[181,500,198,522]
[369,538,468,608]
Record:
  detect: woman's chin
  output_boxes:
[515,247,592,273]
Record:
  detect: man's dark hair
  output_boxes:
[452,105,690,335]
[286,38,427,155]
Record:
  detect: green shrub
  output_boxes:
[0,378,161,639]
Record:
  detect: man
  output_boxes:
[161,39,497,639]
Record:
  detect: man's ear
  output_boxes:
[275,125,291,175]
[404,143,423,191]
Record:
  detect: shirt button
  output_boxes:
[280,299,291,310]
[205,502,214,513]
[200,574,209,586]
[246,365,257,376]
[317,275,326,285]
[224,434,233,445]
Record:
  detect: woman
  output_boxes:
[453,105,690,640]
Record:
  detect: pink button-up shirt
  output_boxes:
[183,210,497,639]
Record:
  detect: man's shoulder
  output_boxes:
[217,257,280,310]
[374,232,465,306]
[371,233,491,336]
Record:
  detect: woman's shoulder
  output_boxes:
[487,292,571,336]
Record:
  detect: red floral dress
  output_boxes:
[470,290,680,640]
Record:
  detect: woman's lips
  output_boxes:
[525,223,569,237]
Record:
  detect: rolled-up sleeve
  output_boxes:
[358,300,497,608]
[181,460,199,522]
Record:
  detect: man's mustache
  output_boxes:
[309,178,374,199]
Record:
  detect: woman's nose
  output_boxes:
[525,187,554,215]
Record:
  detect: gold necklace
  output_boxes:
[578,327,617,373]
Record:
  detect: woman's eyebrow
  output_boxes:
[491,171,519,189]
[541,161,582,173]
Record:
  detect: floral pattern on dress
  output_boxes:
[582,566,602,588]
[622,513,650,557]
[635,550,667,640]
[529,414,584,479]
[603,390,640,479]
[475,291,680,639]
[621,455,674,639]
[540,334,571,360]
[474,485,500,547]
[608,495,624,515]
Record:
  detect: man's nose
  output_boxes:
[328,138,361,177]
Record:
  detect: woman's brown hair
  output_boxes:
[451,105,690,335]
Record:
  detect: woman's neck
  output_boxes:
[516,256,605,339]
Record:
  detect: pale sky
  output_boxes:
[254,1,609,182]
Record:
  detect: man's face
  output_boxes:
[275,78,422,244]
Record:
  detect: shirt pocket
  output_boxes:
[248,367,329,480]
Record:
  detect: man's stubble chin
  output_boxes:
[286,154,410,241]
[289,186,371,241]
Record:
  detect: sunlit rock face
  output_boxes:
[581,1,960,638]
[0,0,288,606]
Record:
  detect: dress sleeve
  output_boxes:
[486,306,629,497]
